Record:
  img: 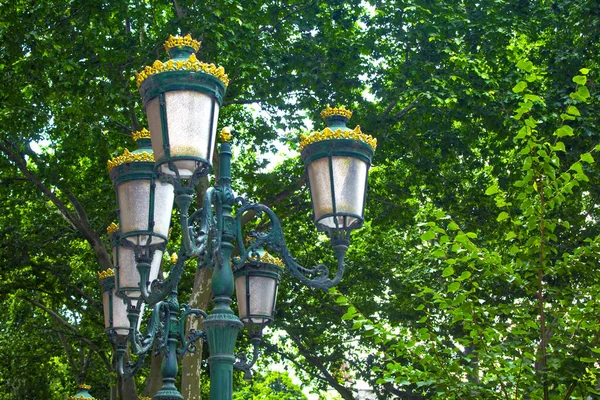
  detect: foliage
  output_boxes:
[0,0,599,399]
[232,370,307,400]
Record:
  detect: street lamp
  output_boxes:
[101,35,376,400]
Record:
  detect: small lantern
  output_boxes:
[300,106,376,232]
[102,224,149,336]
[67,384,96,400]
[99,268,130,337]
[136,34,228,178]
[108,129,174,247]
[234,249,282,337]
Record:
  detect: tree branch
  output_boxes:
[24,298,112,371]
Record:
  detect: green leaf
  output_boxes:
[577,86,591,99]
[466,232,477,239]
[552,142,566,152]
[560,113,576,121]
[506,231,517,240]
[572,75,587,85]
[485,185,499,195]
[512,81,527,93]
[448,222,459,231]
[555,125,574,137]
[580,68,590,75]
[442,266,455,278]
[567,105,581,116]
[516,60,533,72]
[420,229,436,241]
[497,212,509,222]
[580,153,594,164]
[447,282,460,293]
[457,271,472,281]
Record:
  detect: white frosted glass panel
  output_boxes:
[111,289,132,336]
[307,158,333,220]
[235,276,248,319]
[160,91,216,177]
[146,98,165,163]
[102,289,111,329]
[152,181,174,239]
[209,102,220,163]
[115,245,139,293]
[118,179,151,238]
[308,156,368,229]
[249,276,277,324]
[117,179,173,244]
[331,156,367,229]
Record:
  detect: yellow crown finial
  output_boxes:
[98,269,115,279]
[164,34,201,52]
[132,128,151,142]
[106,222,119,235]
[320,105,353,120]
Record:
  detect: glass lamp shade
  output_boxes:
[137,38,227,179]
[234,259,282,335]
[110,156,174,246]
[300,109,375,231]
[112,244,163,300]
[100,274,134,337]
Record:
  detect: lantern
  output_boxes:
[300,106,376,232]
[234,249,282,337]
[136,34,228,179]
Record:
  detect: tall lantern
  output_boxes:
[107,130,171,301]
[233,247,282,338]
[300,106,376,233]
[136,34,228,178]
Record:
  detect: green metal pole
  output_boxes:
[203,142,244,400]
[154,291,183,400]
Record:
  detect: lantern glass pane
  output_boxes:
[102,289,111,329]
[236,274,277,324]
[234,275,248,319]
[153,180,175,238]
[331,156,368,226]
[147,98,165,163]
[110,289,133,336]
[117,179,174,244]
[118,179,151,238]
[307,157,333,220]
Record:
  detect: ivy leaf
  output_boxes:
[567,105,581,116]
[442,266,455,278]
[580,68,590,75]
[516,59,533,72]
[512,81,527,93]
[447,282,461,293]
[572,75,587,85]
[555,125,574,137]
[580,153,594,164]
[485,185,499,195]
[497,212,509,222]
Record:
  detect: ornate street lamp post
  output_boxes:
[98,35,376,400]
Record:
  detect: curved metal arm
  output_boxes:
[116,341,148,379]
[233,336,262,380]
[232,199,349,290]
[177,304,208,356]
[127,301,166,355]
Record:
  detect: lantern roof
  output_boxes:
[135,35,229,88]
[299,106,377,151]
[67,384,96,400]
[106,129,155,172]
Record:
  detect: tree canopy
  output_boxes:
[1,0,599,399]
